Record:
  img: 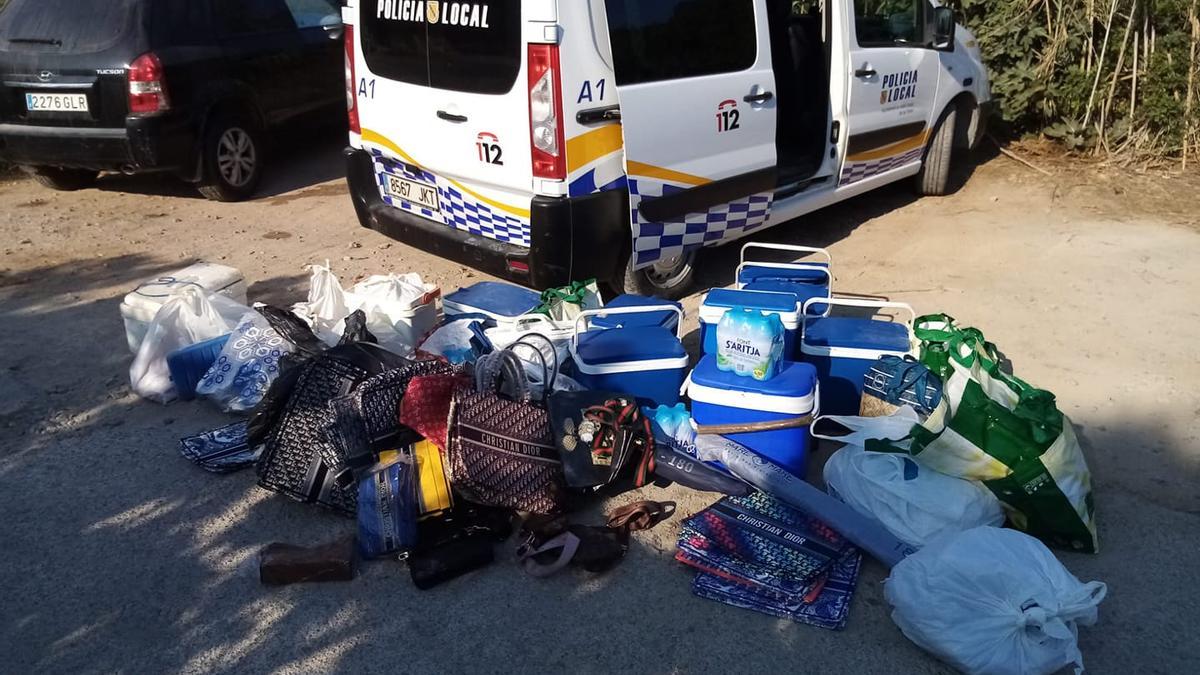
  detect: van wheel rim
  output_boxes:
[217,128,256,188]
[645,252,693,289]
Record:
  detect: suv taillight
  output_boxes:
[345,24,360,134]
[128,53,169,114]
[528,44,565,180]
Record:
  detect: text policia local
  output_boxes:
[376,1,492,29]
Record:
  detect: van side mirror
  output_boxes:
[932,7,956,51]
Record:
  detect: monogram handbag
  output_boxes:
[446,337,567,515]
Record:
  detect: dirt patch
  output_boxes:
[999,139,1200,228]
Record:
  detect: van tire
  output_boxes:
[197,111,264,202]
[30,167,99,191]
[616,249,697,301]
[915,106,957,197]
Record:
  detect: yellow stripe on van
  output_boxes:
[846,130,931,162]
[626,160,712,187]
[360,128,532,219]
[566,125,624,173]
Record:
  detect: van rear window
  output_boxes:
[362,1,522,95]
[0,0,139,53]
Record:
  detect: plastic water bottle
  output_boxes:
[716,307,784,381]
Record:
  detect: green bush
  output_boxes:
[953,0,1199,159]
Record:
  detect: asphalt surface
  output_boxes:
[1,141,1198,674]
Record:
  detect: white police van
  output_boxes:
[342,0,992,299]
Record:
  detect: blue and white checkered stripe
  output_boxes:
[629,178,773,269]
[369,150,532,248]
[840,147,924,186]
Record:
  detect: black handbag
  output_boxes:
[407,504,513,590]
[446,336,567,515]
[255,342,410,515]
[324,358,461,486]
[549,392,656,489]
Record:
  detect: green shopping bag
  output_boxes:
[869,320,1099,553]
[534,278,603,323]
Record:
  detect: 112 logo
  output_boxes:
[476,132,503,165]
[717,99,741,133]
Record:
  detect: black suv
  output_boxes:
[0,0,345,201]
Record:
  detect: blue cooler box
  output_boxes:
[736,243,833,316]
[167,333,231,401]
[687,354,819,477]
[800,297,914,415]
[571,306,689,406]
[699,288,800,358]
[443,281,541,325]
[591,294,682,331]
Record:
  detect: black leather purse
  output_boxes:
[407,505,513,590]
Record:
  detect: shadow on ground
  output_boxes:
[93,118,347,202]
[693,145,990,294]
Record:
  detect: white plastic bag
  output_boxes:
[350,273,438,353]
[824,444,1004,548]
[293,264,438,351]
[811,407,922,449]
[419,318,483,363]
[195,310,294,412]
[293,262,352,345]
[129,286,247,403]
[885,526,1107,675]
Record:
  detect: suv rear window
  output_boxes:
[0,0,140,53]
[362,1,522,95]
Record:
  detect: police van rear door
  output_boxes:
[358,1,538,246]
[601,0,778,271]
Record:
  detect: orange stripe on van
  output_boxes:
[360,128,532,219]
[626,160,711,187]
[845,130,931,162]
[566,125,624,173]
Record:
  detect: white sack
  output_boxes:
[824,444,1005,549]
[293,261,352,346]
[885,526,1107,675]
[129,286,247,403]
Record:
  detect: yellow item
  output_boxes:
[413,439,453,516]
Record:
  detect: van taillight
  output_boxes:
[528,44,565,180]
[345,24,360,134]
[128,53,169,114]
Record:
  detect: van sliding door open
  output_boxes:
[602,0,778,270]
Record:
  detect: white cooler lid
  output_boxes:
[123,262,245,310]
[698,289,801,329]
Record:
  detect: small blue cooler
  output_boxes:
[591,294,682,331]
[167,333,231,401]
[698,288,800,358]
[443,282,541,326]
[571,306,689,406]
[736,243,833,316]
[800,297,915,415]
[687,354,819,477]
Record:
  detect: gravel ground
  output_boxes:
[1,131,1198,674]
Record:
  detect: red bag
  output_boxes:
[400,374,471,451]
